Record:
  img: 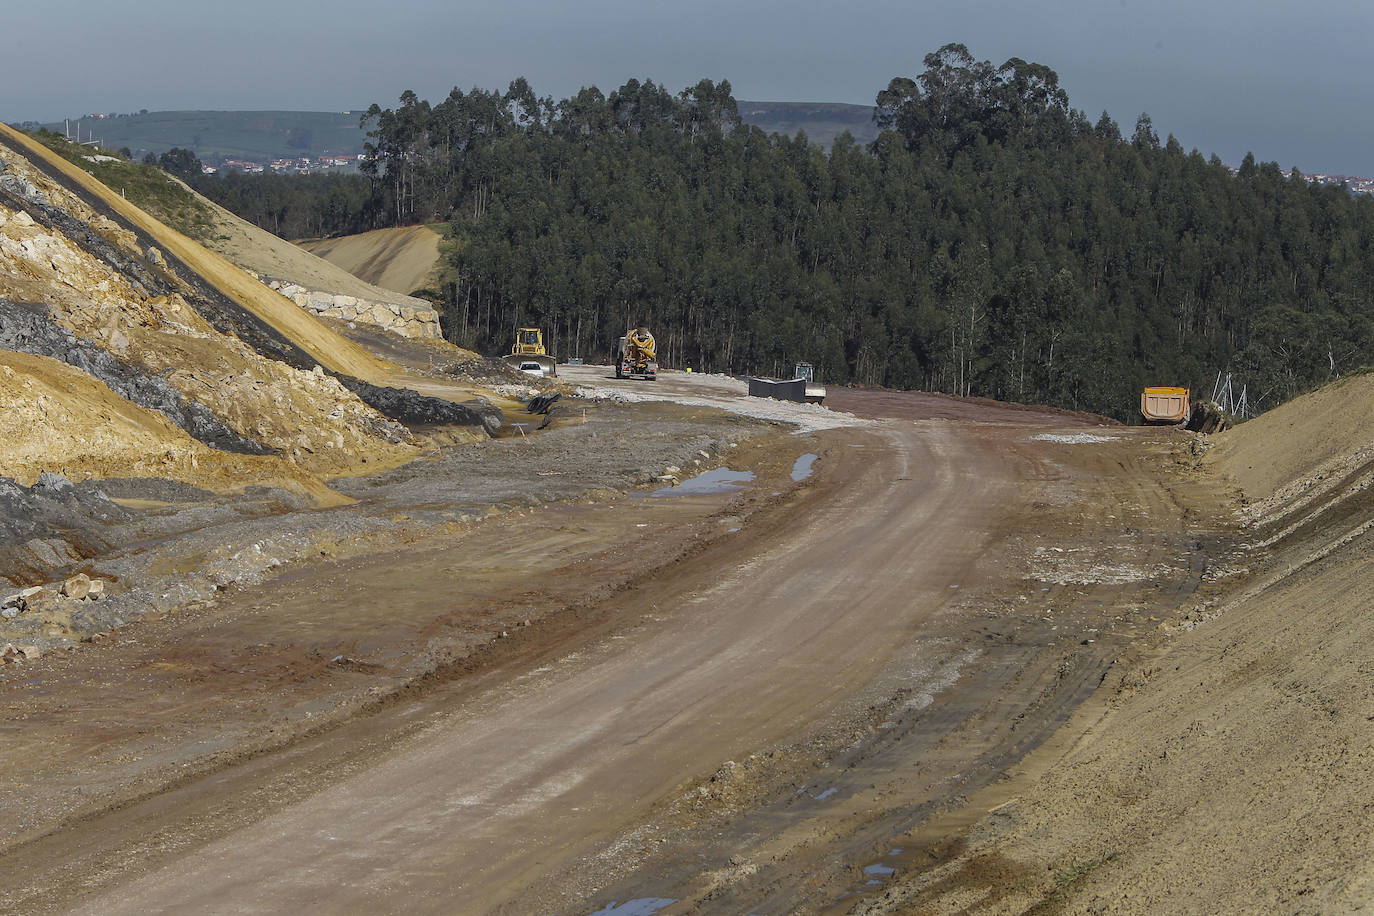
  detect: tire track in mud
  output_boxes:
[39,420,1012,915]
[569,425,1223,915]
[0,422,827,915]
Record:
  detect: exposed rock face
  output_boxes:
[0,299,273,455]
[0,473,128,580]
[0,143,430,482]
[336,377,503,433]
[0,474,128,545]
[266,278,442,340]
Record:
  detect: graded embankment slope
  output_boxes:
[199,199,440,310]
[1208,371,1374,503]
[0,124,427,485]
[0,123,393,384]
[296,225,441,297]
[856,377,1374,915]
[0,121,511,538]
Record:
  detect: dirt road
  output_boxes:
[1,371,1218,914]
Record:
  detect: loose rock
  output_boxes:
[62,572,92,599]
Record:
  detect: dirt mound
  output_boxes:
[297,225,441,297]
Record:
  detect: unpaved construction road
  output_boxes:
[1,370,1223,914]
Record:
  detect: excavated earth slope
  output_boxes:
[198,195,439,311]
[296,225,442,297]
[0,124,506,590]
[850,378,1374,915]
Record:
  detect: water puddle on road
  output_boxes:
[791,453,819,481]
[641,467,755,498]
[586,898,678,915]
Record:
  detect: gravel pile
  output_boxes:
[573,381,869,433]
[0,399,769,651]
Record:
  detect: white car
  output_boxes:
[518,361,547,377]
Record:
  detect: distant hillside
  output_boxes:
[36,110,370,165]
[736,101,878,147]
[32,102,875,164]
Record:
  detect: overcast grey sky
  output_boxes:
[5,0,1372,175]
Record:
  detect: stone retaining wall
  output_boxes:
[258,276,443,340]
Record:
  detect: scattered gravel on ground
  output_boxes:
[0,399,768,651]
[1028,432,1120,444]
[572,377,869,433]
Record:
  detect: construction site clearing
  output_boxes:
[1,118,1372,915]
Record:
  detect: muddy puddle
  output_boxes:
[587,898,677,915]
[639,467,755,498]
[791,453,819,481]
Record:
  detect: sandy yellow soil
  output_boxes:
[1209,371,1374,501]
[0,123,394,384]
[297,225,441,297]
[844,379,1374,915]
[0,351,344,503]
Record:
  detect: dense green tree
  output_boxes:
[196,52,1374,421]
[157,147,203,181]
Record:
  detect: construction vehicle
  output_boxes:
[748,363,827,404]
[615,327,658,380]
[1141,386,1191,425]
[794,363,827,404]
[502,327,556,378]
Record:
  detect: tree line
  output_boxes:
[190,45,1374,420]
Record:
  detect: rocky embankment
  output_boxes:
[0,125,523,622]
[0,299,273,455]
[0,399,759,665]
[0,125,514,462]
[0,143,417,473]
[264,277,442,340]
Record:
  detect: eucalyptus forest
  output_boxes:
[195,45,1374,420]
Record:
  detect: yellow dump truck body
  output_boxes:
[1141,386,1191,424]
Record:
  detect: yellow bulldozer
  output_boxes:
[503,327,557,378]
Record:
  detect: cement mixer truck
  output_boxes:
[614,327,658,380]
